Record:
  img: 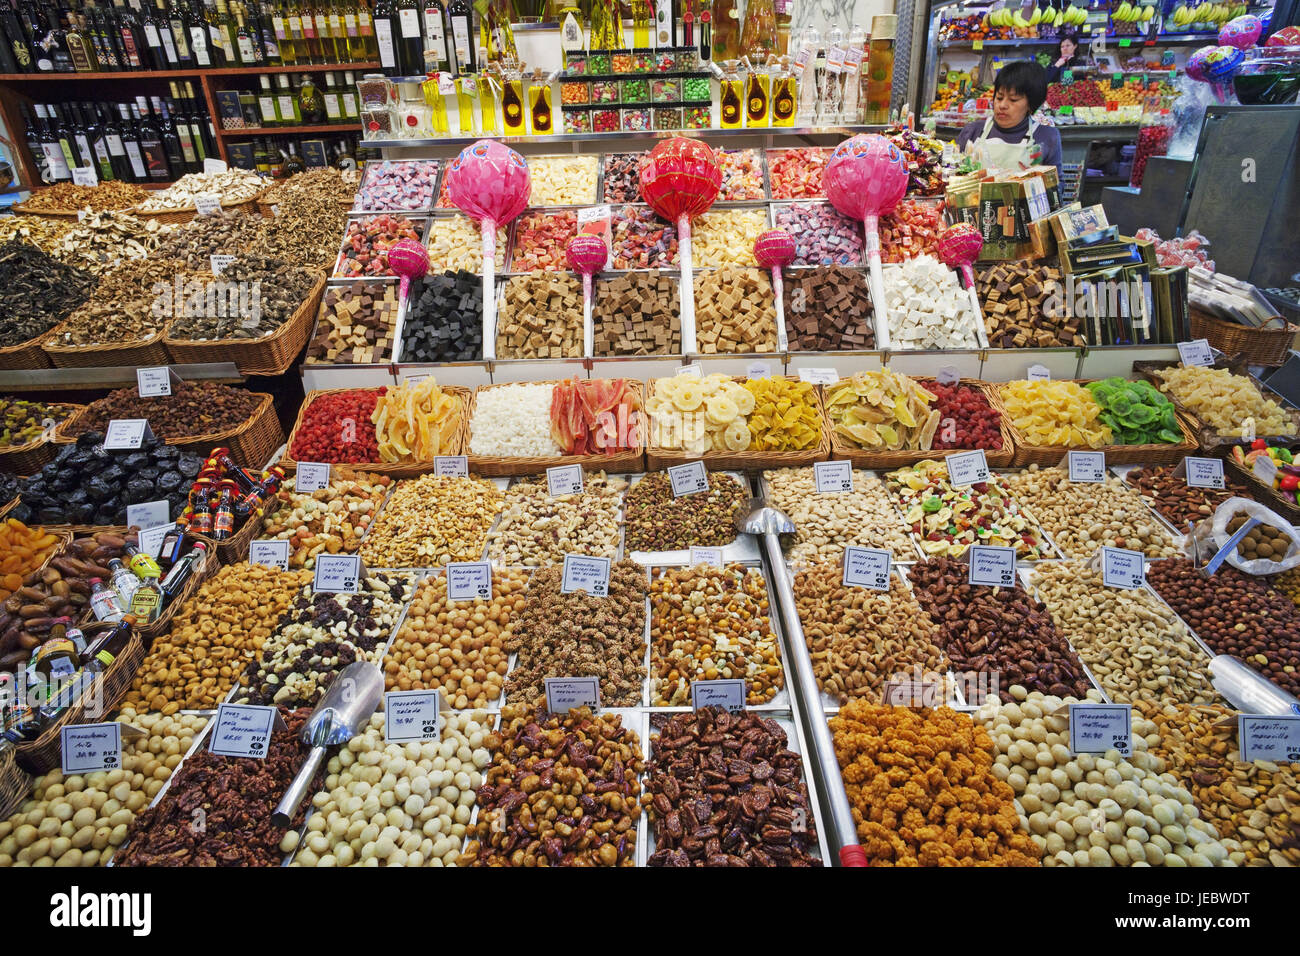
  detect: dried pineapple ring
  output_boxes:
[685,435,712,455]
[723,419,751,451]
[705,395,739,425]
[730,386,756,416]
[679,412,707,443]
[644,393,667,416]
[673,384,704,412]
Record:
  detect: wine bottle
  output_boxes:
[143,0,175,67]
[322,69,342,121]
[151,94,186,172]
[184,0,212,63]
[445,0,470,74]
[112,0,146,67]
[1,0,35,71]
[117,101,148,178]
[84,101,116,179]
[371,0,395,72]
[100,101,135,179]
[132,99,170,179]
[65,7,97,70]
[233,2,256,61]
[18,105,52,182]
[394,0,419,75]
[256,0,280,61]
[419,0,445,72]
[67,102,97,169]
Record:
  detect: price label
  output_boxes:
[433,455,468,477]
[544,676,601,713]
[814,460,854,493]
[193,192,222,217]
[249,539,291,570]
[968,545,1016,587]
[1069,703,1133,757]
[935,365,960,385]
[384,689,442,743]
[126,499,170,531]
[688,547,724,566]
[746,361,771,380]
[1237,714,1300,763]
[561,554,610,597]
[843,546,892,591]
[136,366,173,397]
[446,561,492,601]
[676,364,702,377]
[1178,339,1215,367]
[1027,364,1052,381]
[972,38,983,50]
[296,462,332,492]
[945,449,990,487]
[881,680,939,708]
[1100,546,1145,590]
[1068,450,1106,483]
[1185,456,1225,490]
[547,464,584,497]
[71,165,98,186]
[404,373,430,386]
[798,367,840,385]
[314,554,362,594]
[209,703,280,759]
[1254,455,1278,486]
[203,157,229,175]
[103,419,151,450]
[668,461,709,497]
[691,679,746,712]
[137,522,173,559]
[60,722,122,775]
[209,254,237,275]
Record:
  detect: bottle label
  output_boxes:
[341,92,357,117]
[330,14,341,32]
[375,19,396,68]
[303,15,316,38]
[451,16,471,69]
[176,126,197,163]
[259,95,278,121]
[278,95,296,118]
[120,29,142,67]
[272,15,286,39]
[237,35,255,60]
[358,11,372,35]
[106,134,125,157]
[288,15,302,34]
[160,26,177,62]
[124,140,147,179]
[190,27,211,65]
[315,14,328,35]
[323,93,341,119]
[345,13,357,35]
[399,8,420,37]
[425,7,446,49]
[43,144,71,180]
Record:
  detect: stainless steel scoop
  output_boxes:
[271,661,385,828]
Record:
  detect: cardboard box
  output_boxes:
[1050,204,1110,248]
[978,180,1027,261]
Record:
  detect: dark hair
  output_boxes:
[1057,34,1081,58]
[993,61,1048,112]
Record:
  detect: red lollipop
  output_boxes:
[936,223,988,348]
[754,230,795,351]
[567,234,607,358]
[639,138,722,354]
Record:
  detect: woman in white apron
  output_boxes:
[955,61,1063,174]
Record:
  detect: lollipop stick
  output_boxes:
[678,216,697,355]
[482,219,498,361]
[771,266,789,352]
[961,265,989,349]
[862,213,890,350]
[582,273,594,359]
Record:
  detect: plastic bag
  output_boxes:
[1184,497,1300,575]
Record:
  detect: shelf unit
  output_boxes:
[0,61,381,187]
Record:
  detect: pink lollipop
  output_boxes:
[936,223,988,348]
[388,238,429,303]
[567,234,607,358]
[1219,15,1262,51]
[754,230,795,352]
[824,134,910,348]
[443,140,532,360]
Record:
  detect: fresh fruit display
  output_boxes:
[1231,441,1300,504]
[1085,378,1184,445]
[1002,380,1112,448]
[1166,2,1245,31]
[1110,1,1156,35]
[1046,80,1106,110]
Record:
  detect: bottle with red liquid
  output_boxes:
[236,466,286,518]
[211,479,238,541]
[187,476,216,537]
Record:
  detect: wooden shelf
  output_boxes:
[0,62,379,82]
[217,123,361,137]
[202,62,380,76]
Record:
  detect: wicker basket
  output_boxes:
[0,327,58,371]
[1190,305,1299,368]
[130,193,261,226]
[990,382,1202,467]
[468,380,646,477]
[42,325,172,369]
[827,379,1016,470]
[164,272,327,376]
[11,200,86,220]
[1222,446,1300,524]
[257,196,356,218]
[193,508,265,564]
[13,626,148,774]
[280,385,471,476]
[55,391,284,467]
[0,746,31,820]
[1133,358,1300,451]
[645,376,828,472]
[0,404,81,476]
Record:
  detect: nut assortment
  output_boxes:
[503,561,647,710]
[624,471,748,552]
[649,565,782,706]
[694,267,778,354]
[383,569,528,708]
[1002,466,1178,558]
[496,273,584,359]
[646,708,818,867]
[234,572,415,709]
[488,474,624,567]
[794,566,948,705]
[1030,562,1219,705]
[763,467,915,563]
[261,469,392,568]
[360,474,502,568]
[124,562,312,713]
[462,707,642,867]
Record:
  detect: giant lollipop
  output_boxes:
[443,140,532,360]
[388,238,429,303]
[754,230,795,352]
[824,134,911,349]
[639,138,722,354]
[567,234,607,358]
[936,223,988,349]
[1187,45,1245,102]
[1219,15,1263,50]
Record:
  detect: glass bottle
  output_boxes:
[718,58,742,129]
[258,74,279,125]
[501,67,524,134]
[345,0,366,61]
[372,0,397,72]
[477,72,495,132]
[446,0,472,74]
[89,577,125,622]
[394,0,422,73]
[298,71,325,121]
[743,56,769,127]
[480,0,514,67]
[771,54,794,126]
[711,0,738,62]
[421,0,447,72]
[276,72,301,122]
[739,0,774,61]
[454,72,473,131]
[631,0,649,48]
[864,14,894,125]
[322,70,343,120]
[527,68,551,134]
[341,69,359,118]
[108,557,142,605]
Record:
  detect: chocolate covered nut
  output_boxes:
[593,270,680,356]
[496,273,584,359]
[309,281,400,364]
[694,266,778,354]
[783,266,875,351]
[401,270,483,362]
[977,260,1081,348]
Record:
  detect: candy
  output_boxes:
[496,273,584,358]
[612,204,678,268]
[784,266,875,351]
[593,271,680,355]
[333,214,424,278]
[592,108,619,132]
[401,270,482,362]
[647,374,754,453]
[1002,380,1112,447]
[879,199,943,263]
[884,255,981,350]
[692,209,767,267]
[773,202,862,266]
[621,77,650,101]
[825,370,941,450]
[978,260,1082,348]
[694,266,778,354]
[682,77,711,101]
[622,106,651,131]
[767,147,832,199]
[425,214,507,272]
[744,377,822,451]
[372,377,464,462]
[508,209,578,272]
[602,152,644,202]
[353,160,439,212]
[307,282,399,364]
[528,155,599,206]
[1153,365,1297,438]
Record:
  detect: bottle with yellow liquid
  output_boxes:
[502,69,526,134]
[478,74,498,133]
[719,59,743,129]
[455,74,476,132]
[631,0,651,48]
[528,69,553,134]
[770,55,795,126]
[423,72,452,133]
[743,55,770,127]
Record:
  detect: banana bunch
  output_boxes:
[1169,2,1242,24]
[1112,1,1156,22]
[1059,4,1089,26]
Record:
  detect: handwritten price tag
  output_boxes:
[746,362,771,380]
[71,165,98,186]
[691,679,746,712]
[798,367,840,385]
[103,419,151,450]
[313,554,362,594]
[843,546,891,591]
[935,366,960,385]
[296,462,331,492]
[1184,456,1225,490]
[61,723,122,775]
[676,364,702,377]
[547,464,584,497]
[209,704,279,759]
[446,561,492,602]
[384,690,441,744]
[210,254,237,275]
[814,460,853,493]
[126,499,170,531]
[193,192,222,217]
[881,680,939,708]
[136,366,173,397]
[688,547,724,566]
[968,546,1016,587]
[1178,339,1215,367]
[137,522,173,559]
[1237,714,1300,763]
[203,157,229,175]
[668,461,709,497]
[561,554,609,597]
[1027,364,1052,381]
[249,539,291,570]
[945,449,990,488]
[1100,546,1145,590]
[1068,451,1106,483]
[544,677,601,713]
[433,456,468,477]
[1069,704,1133,757]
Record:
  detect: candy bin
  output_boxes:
[563,105,593,132]
[561,80,590,104]
[652,77,682,102]
[621,76,651,102]
[612,51,635,72]
[631,50,655,71]
[622,105,652,130]
[593,107,620,131]
[565,53,589,75]
[654,50,675,71]
[654,105,683,129]
[674,48,698,70]
[683,75,712,102]
[589,52,612,73]
[879,199,944,263]
[684,105,710,128]
[591,78,620,103]
[509,210,579,272]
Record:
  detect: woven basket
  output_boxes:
[42,325,171,369]
[55,391,283,467]
[0,327,58,371]
[827,379,1016,469]
[280,385,471,475]
[0,404,81,476]
[990,382,1202,467]
[130,193,261,226]
[164,272,327,376]
[0,746,31,820]
[469,380,646,477]
[11,201,86,220]
[645,376,828,472]
[257,196,356,218]
[1190,305,1298,368]
[193,508,265,564]
[1222,447,1300,524]
[1133,358,1300,451]
[13,626,147,774]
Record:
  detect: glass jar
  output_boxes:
[361,107,393,138]
[563,105,593,132]
[674,48,698,71]
[653,105,683,129]
[1233,46,1300,105]
[591,79,620,103]
[588,52,612,74]
[654,50,675,72]
[621,105,651,131]
[621,76,651,101]
[740,0,777,59]
[561,80,590,105]
[631,49,655,72]
[651,77,681,102]
[592,107,620,132]
[684,105,711,128]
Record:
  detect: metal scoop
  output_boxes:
[271,661,385,828]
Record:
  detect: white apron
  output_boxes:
[974,116,1043,171]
